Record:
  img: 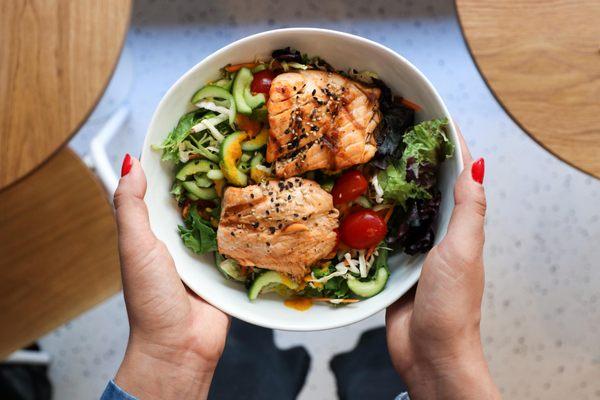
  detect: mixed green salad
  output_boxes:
[155,47,453,306]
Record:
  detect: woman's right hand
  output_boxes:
[386,132,501,400]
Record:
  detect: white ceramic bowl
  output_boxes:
[141,28,462,331]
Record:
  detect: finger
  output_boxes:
[453,123,473,166]
[113,157,186,311]
[443,151,486,260]
[113,157,158,255]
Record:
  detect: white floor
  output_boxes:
[40,0,600,399]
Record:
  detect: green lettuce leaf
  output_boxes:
[378,118,453,208]
[378,163,430,207]
[153,112,197,162]
[403,118,453,177]
[178,205,217,254]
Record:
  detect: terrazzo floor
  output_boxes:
[39,0,600,399]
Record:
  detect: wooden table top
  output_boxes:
[456,0,600,179]
[0,148,120,358]
[0,0,131,191]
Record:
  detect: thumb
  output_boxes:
[442,129,486,262]
[113,155,159,263]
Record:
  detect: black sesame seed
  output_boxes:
[269,227,276,234]
[250,193,254,199]
[287,194,292,200]
[312,89,316,95]
[231,232,235,236]
[266,242,271,246]
[293,213,299,218]
[252,222,259,228]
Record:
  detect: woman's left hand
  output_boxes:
[113,155,230,400]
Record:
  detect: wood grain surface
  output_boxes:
[456,0,600,178]
[0,0,131,190]
[0,149,120,358]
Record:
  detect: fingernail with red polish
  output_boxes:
[121,153,132,177]
[471,157,485,184]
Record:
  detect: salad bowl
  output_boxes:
[141,28,462,331]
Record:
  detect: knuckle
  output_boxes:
[112,190,129,210]
[470,186,487,218]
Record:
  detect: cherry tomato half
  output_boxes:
[340,210,387,249]
[331,170,368,205]
[251,69,276,96]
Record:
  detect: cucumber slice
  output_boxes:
[248,271,299,300]
[182,181,217,200]
[347,267,389,298]
[250,153,271,183]
[252,64,267,73]
[206,169,224,180]
[243,88,265,109]
[238,161,250,173]
[219,131,248,186]
[213,78,233,91]
[232,69,253,115]
[240,153,252,163]
[191,85,236,126]
[176,159,213,181]
[194,174,213,188]
[233,68,265,115]
[218,258,246,282]
[186,192,200,201]
[241,128,268,151]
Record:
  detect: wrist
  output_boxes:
[115,335,218,400]
[402,336,501,400]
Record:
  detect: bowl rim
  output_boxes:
[141,27,463,331]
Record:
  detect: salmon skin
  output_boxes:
[217,178,339,278]
[267,70,381,178]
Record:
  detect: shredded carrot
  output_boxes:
[312,298,360,303]
[383,205,395,223]
[366,246,377,260]
[181,201,191,219]
[225,62,259,72]
[400,98,422,112]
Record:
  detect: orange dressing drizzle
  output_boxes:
[284,297,313,311]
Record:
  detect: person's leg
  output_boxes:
[331,328,407,400]
[209,319,310,400]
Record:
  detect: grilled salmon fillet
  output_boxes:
[217,178,339,278]
[267,70,381,178]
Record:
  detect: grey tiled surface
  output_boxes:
[40,0,600,399]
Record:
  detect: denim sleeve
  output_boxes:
[100,380,138,400]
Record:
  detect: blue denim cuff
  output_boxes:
[395,393,410,400]
[100,380,138,400]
